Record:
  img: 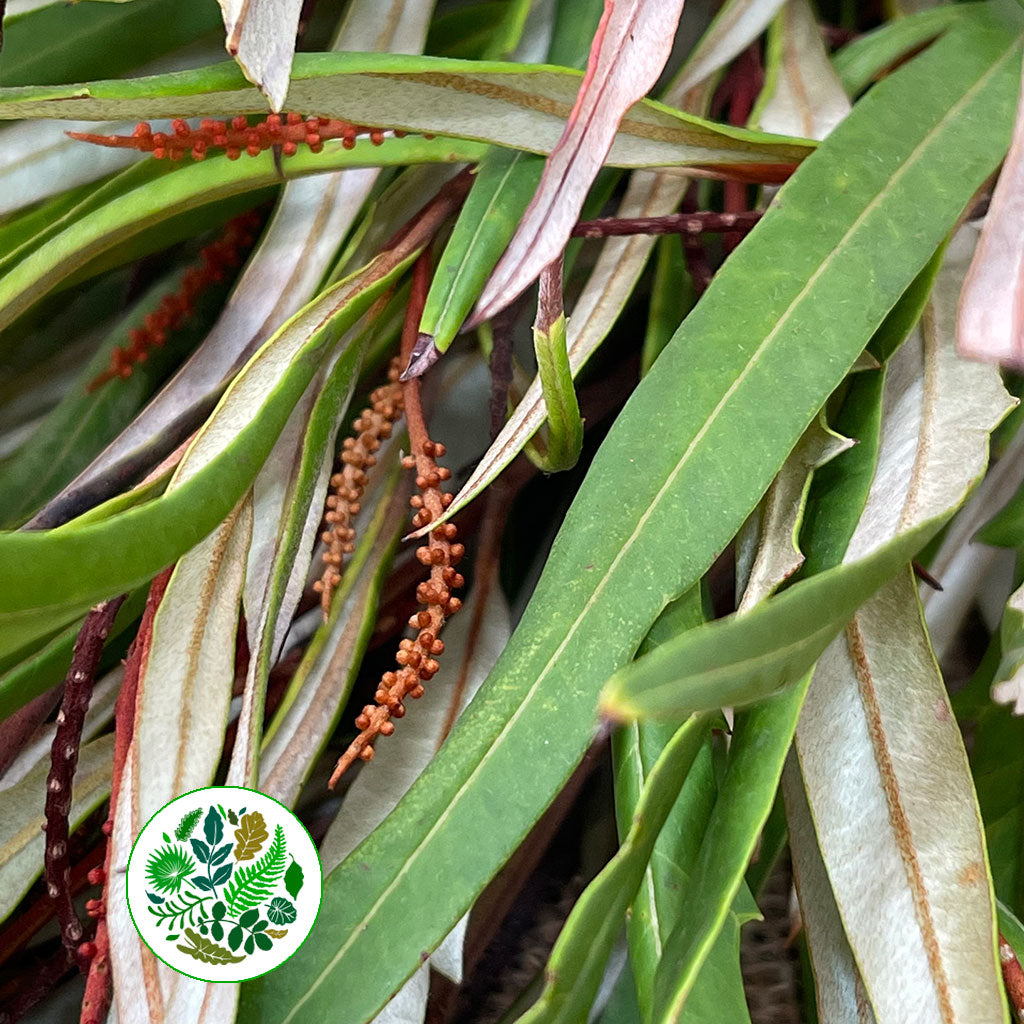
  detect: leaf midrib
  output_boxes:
[280,29,1021,1024]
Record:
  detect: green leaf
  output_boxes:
[518,714,711,1024]
[239,908,260,928]
[652,676,812,1021]
[417,148,543,359]
[0,137,480,338]
[241,18,1024,1023]
[0,55,814,177]
[177,927,246,965]
[174,807,204,843]
[254,931,274,951]
[612,587,756,1024]
[284,859,304,901]
[0,220,430,660]
[833,5,966,96]
[0,735,113,924]
[530,305,582,473]
[204,806,224,847]
[224,825,287,917]
[602,223,1016,723]
[267,897,297,926]
[0,587,145,721]
[0,0,223,88]
[228,925,244,952]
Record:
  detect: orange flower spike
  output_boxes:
[68,113,394,161]
[328,251,463,786]
[314,355,405,616]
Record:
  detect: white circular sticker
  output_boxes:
[126,786,322,982]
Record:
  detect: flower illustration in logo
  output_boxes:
[127,787,321,981]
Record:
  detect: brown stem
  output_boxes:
[0,688,65,780]
[0,840,103,964]
[487,303,519,442]
[571,210,762,239]
[43,596,126,973]
[1,943,78,1024]
[80,569,172,1024]
[1002,932,1024,1022]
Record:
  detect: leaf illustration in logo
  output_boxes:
[244,934,255,955]
[267,897,296,926]
[204,806,224,846]
[223,825,286,916]
[233,811,268,861]
[227,809,239,825]
[190,838,211,863]
[228,925,243,952]
[265,928,288,939]
[254,932,273,951]
[174,807,203,841]
[210,842,233,866]
[176,927,245,964]
[211,862,234,886]
[145,844,196,895]
[284,857,304,900]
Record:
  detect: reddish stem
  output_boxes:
[80,569,172,1024]
[571,210,762,239]
[43,596,126,973]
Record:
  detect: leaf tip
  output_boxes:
[400,334,440,381]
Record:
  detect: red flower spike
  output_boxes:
[88,211,262,391]
[68,113,398,162]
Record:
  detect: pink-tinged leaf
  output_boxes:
[957,51,1024,367]
[469,0,687,326]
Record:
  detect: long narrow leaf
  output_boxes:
[241,17,1024,1023]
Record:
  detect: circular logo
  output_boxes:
[126,786,322,982]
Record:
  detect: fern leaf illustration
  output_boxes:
[174,807,203,841]
[223,825,286,917]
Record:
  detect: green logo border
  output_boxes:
[125,785,323,984]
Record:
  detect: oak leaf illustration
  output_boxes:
[233,811,268,861]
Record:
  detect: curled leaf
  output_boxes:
[957,50,1024,367]
[217,0,304,112]
[470,0,689,324]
